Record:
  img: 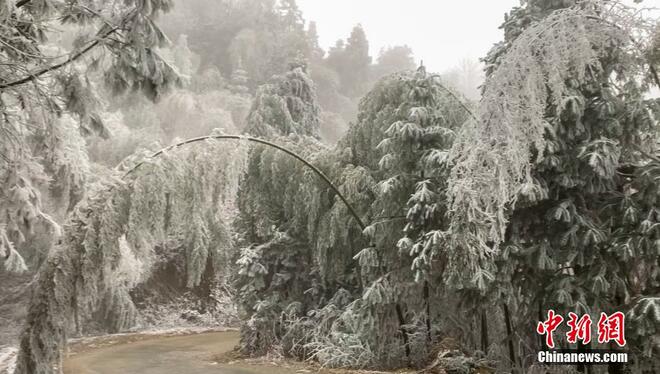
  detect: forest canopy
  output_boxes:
[1,0,659,374]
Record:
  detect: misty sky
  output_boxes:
[296,0,520,73]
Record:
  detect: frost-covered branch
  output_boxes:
[15,138,247,374]
[448,1,657,250]
[126,134,368,231]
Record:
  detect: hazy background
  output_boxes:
[297,0,519,73]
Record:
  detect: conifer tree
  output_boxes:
[306,21,325,61]
[372,45,416,81]
[243,66,321,138]
[343,24,372,97]
[325,25,372,98]
[171,34,196,80]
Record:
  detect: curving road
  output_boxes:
[63,331,302,374]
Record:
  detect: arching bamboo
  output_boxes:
[124,134,368,231]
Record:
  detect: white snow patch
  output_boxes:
[0,346,17,374]
[68,326,236,346]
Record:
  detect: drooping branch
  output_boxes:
[0,27,118,90]
[428,11,658,130]
[448,4,659,251]
[125,135,368,231]
[429,74,478,121]
[633,144,660,164]
[649,65,660,88]
[584,14,660,88]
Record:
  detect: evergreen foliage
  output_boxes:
[7,1,660,373]
[244,66,320,138]
[1,0,181,273]
[233,1,660,371]
[15,138,247,374]
[448,1,657,254]
[449,0,660,370]
[372,45,417,81]
[235,67,475,369]
[163,0,310,89]
[326,24,372,98]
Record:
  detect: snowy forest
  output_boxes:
[0,0,659,373]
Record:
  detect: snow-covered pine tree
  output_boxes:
[243,65,321,138]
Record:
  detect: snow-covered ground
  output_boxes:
[0,346,17,374]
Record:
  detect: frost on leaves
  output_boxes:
[448,2,654,252]
[15,140,247,374]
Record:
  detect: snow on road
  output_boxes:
[0,346,17,374]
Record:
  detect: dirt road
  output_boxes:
[64,331,303,374]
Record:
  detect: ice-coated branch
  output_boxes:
[126,134,368,231]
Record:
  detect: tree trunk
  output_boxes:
[395,304,411,364]
[480,310,489,353]
[503,302,517,373]
[424,281,431,342]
